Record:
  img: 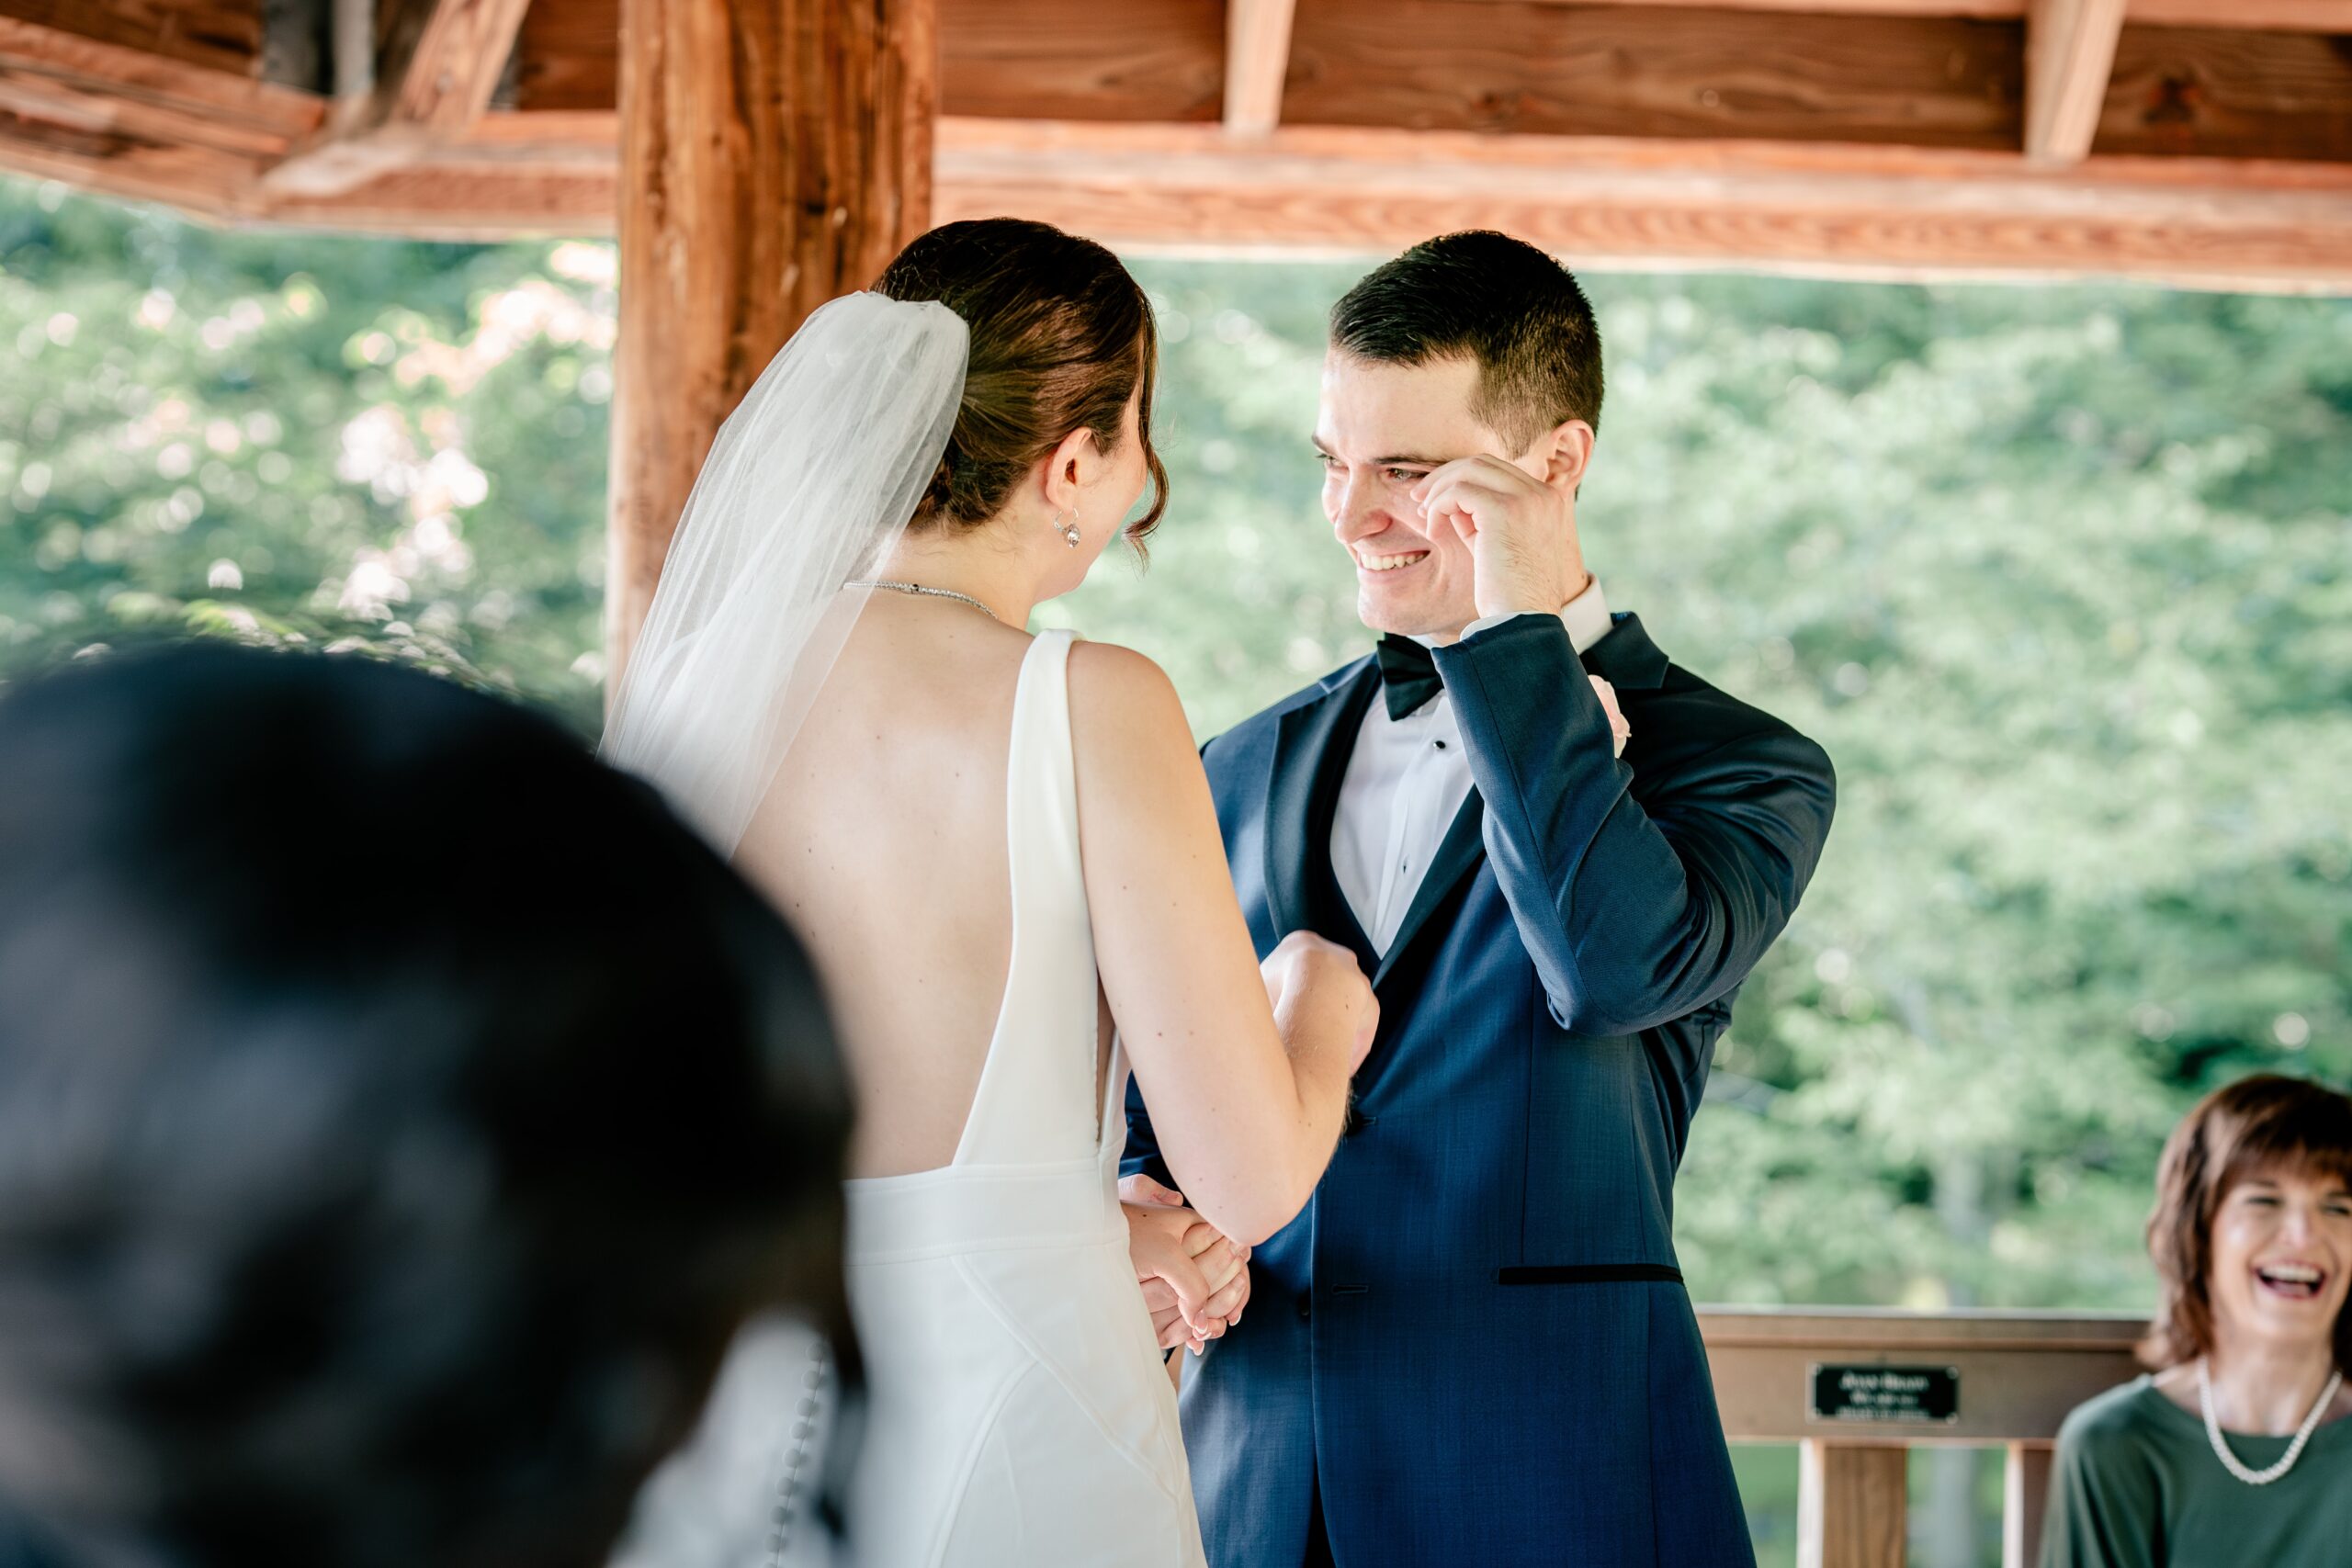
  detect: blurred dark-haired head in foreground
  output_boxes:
[0,646,852,1568]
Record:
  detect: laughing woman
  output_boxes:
[2042,1074,2352,1568]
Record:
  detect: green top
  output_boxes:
[2041,1375,2352,1568]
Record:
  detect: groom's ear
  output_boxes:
[1532,418,1596,494]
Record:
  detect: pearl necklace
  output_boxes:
[2198,1360,2344,1486]
[847,578,1001,623]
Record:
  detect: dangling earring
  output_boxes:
[1054,509,1081,549]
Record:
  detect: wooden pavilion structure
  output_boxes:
[5,0,2351,671]
[0,4,2343,1561]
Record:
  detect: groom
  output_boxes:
[1125,231,1836,1566]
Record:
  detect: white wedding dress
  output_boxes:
[841,628,1207,1568]
[599,298,1203,1568]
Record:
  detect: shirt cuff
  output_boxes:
[1461,577,1611,653]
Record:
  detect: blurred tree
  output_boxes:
[6,173,2347,1562]
[0,177,610,726]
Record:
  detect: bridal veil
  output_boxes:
[601,291,969,852]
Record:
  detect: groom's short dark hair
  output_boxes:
[1330,231,1603,451]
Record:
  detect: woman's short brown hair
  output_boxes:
[876,217,1167,547]
[2140,1073,2352,1374]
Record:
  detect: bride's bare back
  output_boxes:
[717,217,1370,1240]
[736,597,1072,1178]
[738,586,1373,1244]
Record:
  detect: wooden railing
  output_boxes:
[1699,1307,2149,1568]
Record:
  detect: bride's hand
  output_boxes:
[1123,1174,1251,1352]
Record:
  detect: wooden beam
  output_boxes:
[220,112,2352,288]
[1509,0,2029,13]
[265,156,612,235]
[509,0,614,109]
[0,15,321,156]
[941,0,1220,121]
[2026,0,2128,164]
[474,0,2352,130]
[502,0,1229,122]
[16,99,2352,293]
[382,0,535,133]
[2098,23,2352,163]
[0,0,264,75]
[266,0,535,197]
[1799,1443,1907,1568]
[2129,0,2349,22]
[931,118,2352,292]
[1225,0,1297,136]
[0,105,260,215]
[1451,0,2352,26]
[1281,2,2026,152]
[606,0,938,687]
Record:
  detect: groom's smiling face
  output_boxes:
[1316,352,1537,641]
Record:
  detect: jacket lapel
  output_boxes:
[1261,659,1380,966]
[1365,615,1664,988]
[1582,611,1669,690]
[1260,615,1668,992]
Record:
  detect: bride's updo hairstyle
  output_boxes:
[876,218,1168,546]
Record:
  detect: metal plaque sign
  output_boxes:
[1808,1363,1961,1425]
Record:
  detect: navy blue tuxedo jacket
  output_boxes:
[1125,612,1835,1567]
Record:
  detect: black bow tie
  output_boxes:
[1374,635,1444,720]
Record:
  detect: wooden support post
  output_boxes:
[1223,0,1297,137]
[2004,1441,2054,1568]
[605,0,938,693]
[2025,0,2129,164]
[1798,1441,1907,1568]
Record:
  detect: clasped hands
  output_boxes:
[1120,932,1379,1357]
[1122,1172,1250,1355]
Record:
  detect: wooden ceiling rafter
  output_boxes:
[2025,0,2129,164]
[0,14,316,159]
[1454,0,2352,26]
[0,0,2346,290]
[263,0,535,197]
[256,113,2352,294]
[1223,0,1297,137]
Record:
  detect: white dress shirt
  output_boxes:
[1330,579,1613,954]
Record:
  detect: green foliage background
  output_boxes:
[5,174,2347,1563]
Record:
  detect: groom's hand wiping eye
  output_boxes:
[1410,454,1588,620]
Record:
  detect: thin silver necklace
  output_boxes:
[848,578,1001,623]
[2198,1359,2343,1485]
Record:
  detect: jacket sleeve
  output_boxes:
[1431,615,1835,1037]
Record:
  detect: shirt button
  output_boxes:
[1432,739,1447,750]
[1296,1292,1313,1323]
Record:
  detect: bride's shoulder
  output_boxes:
[1064,640,1197,779]
[1066,637,1179,712]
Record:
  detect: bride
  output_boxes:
[602,219,1375,1567]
